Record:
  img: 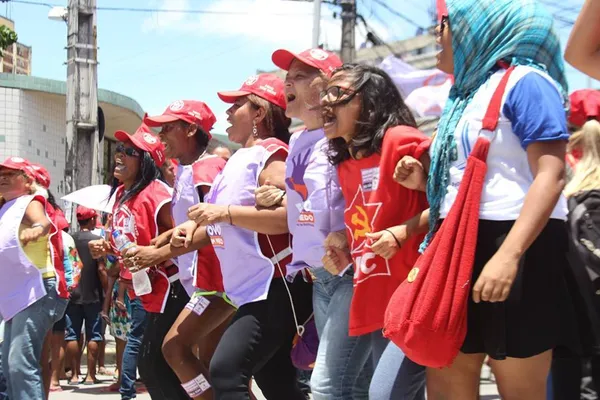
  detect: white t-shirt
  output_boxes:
[433,66,569,221]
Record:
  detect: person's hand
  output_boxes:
[188,203,228,226]
[124,245,159,272]
[394,156,426,191]
[322,246,353,275]
[20,225,45,246]
[89,239,110,259]
[151,230,173,248]
[171,220,199,248]
[472,251,519,303]
[255,180,285,208]
[324,230,348,250]
[322,231,351,275]
[366,226,406,260]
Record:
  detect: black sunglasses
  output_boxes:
[116,143,141,158]
[320,85,361,106]
[439,15,449,35]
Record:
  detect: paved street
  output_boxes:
[50,336,500,399]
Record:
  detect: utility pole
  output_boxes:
[65,0,99,215]
[340,0,356,62]
[312,0,321,48]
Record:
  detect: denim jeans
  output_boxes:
[310,267,373,400]
[2,278,68,400]
[369,330,426,400]
[120,297,148,400]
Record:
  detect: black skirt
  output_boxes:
[461,219,580,360]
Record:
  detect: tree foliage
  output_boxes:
[0,25,17,57]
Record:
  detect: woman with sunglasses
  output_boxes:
[319,64,430,399]
[173,73,313,399]
[256,49,374,400]
[0,157,69,400]
[395,1,576,398]
[89,124,181,400]
[128,100,234,400]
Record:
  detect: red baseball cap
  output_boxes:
[569,89,600,127]
[0,156,35,178]
[115,122,166,167]
[272,48,342,77]
[144,100,217,137]
[30,163,51,189]
[76,205,97,221]
[218,73,287,110]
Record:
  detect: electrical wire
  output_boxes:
[370,0,425,29]
[8,0,316,16]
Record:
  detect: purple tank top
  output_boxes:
[206,140,289,307]
[0,195,51,320]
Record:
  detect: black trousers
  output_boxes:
[209,275,313,400]
[138,280,190,400]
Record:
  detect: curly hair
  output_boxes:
[326,64,417,165]
[247,94,292,144]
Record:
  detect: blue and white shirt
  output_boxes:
[435,65,569,220]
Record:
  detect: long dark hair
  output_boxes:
[46,189,63,212]
[109,150,163,206]
[326,64,417,165]
[248,94,292,144]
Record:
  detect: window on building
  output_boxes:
[45,151,48,158]
[28,139,32,146]
[0,135,5,143]
[42,125,47,132]
[53,160,56,167]
[36,149,40,156]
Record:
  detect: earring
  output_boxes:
[252,121,258,138]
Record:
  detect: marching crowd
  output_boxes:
[1,0,600,399]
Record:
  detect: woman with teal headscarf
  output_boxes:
[396,0,577,398]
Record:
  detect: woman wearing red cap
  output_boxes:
[169,73,313,399]
[130,100,233,400]
[256,49,374,400]
[88,124,182,400]
[0,157,69,400]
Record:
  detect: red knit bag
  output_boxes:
[383,66,515,368]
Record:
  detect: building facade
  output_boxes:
[0,73,144,196]
[0,17,31,76]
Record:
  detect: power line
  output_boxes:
[370,0,424,29]
[8,0,316,16]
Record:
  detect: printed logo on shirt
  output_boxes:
[206,224,224,248]
[286,149,311,202]
[360,167,380,192]
[297,210,315,226]
[344,186,390,284]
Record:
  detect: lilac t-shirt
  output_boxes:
[285,128,346,274]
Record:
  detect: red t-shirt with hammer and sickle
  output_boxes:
[337,126,430,336]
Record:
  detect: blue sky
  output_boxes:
[3,0,597,134]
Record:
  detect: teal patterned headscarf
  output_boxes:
[421,0,568,251]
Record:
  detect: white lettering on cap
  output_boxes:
[309,49,329,61]
[10,157,25,163]
[259,84,277,96]
[169,100,185,112]
[244,75,259,86]
[143,133,158,144]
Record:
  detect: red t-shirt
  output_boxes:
[191,156,226,292]
[338,126,430,336]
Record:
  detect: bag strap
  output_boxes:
[266,235,313,337]
[481,65,516,134]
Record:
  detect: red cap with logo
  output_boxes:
[272,48,342,77]
[218,73,287,110]
[76,205,98,221]
[144,101,217,138]
[0,156,35,178]
[115,122,166,167]
[30,163,51,189]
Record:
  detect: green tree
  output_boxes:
[0,25,17,57]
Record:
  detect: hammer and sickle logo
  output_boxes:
[351,206,371,240]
